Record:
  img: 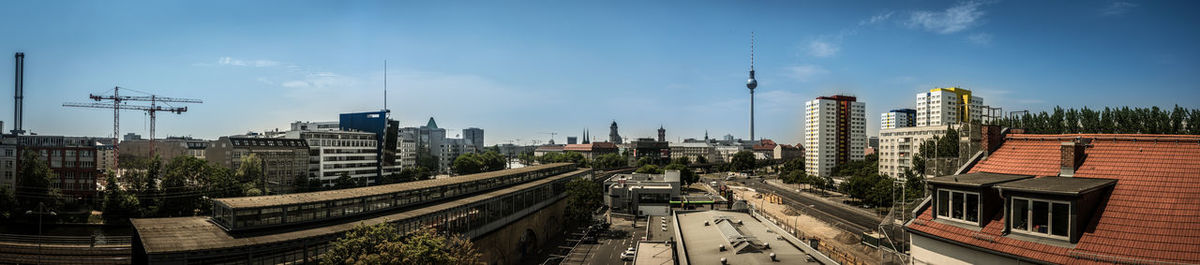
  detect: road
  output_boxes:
[726,177,907,243]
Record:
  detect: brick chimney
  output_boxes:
[1059,138,1089,177]
[981,125,1005,157]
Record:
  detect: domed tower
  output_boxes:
[746,32,758,141]
[609,121,622,144]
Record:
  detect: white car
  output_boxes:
[620,250,636,260]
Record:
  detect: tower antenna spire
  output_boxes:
[384,60,388,114]
[746,32,758,141]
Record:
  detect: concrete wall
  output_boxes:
[473,198,569,265]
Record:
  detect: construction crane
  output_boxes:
[541,132,557,144]
[63,86,202,168]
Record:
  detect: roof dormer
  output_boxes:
[996,176,1116,243]
[926,172,1033,228]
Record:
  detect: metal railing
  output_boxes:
[0,233,132,246]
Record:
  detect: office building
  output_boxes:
[881,108,917,129]
[339,111,399,177]
[15,135,104,199]
[289,121,340,131]
[285,129,379,187]
[669,142,717,163]
[207,136,309,194]
[0,136,16,190]
[804,95,866,177]
[463,127,484,153]
[877,125,958,178]
[562,142,618,159]
[631,138,669,163]
[603,171,681,216]
[566,137,577,145]
[916,87,984,126]
[119,137,209,161]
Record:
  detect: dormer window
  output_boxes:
[1010,197,1070,239]
[937,189,980,225]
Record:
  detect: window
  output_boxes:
[936,188,980,225]
[1011,197,1070,239]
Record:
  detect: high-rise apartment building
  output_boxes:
[804,95,866,177]
[877,125,958,178]
[915,87,984,126]
[881,108,917,129]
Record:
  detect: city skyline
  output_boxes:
[1,1,1198,145]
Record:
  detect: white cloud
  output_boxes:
[908,1,987,34]
[967,33,993,45]
[860,11,895,26]
[218,57,280,67]
[807,40,840,57]
[1100,2,1137,16]
[786,64,830,82]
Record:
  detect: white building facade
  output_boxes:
[916,87,984,127]
[285,130,379,187]
[881,109,917,129]
[877,125,958,178]
[804,95,866,177]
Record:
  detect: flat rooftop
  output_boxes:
[635,241,674,265]
[676,211,821,265]
[133,168,589,254]
[927,172,1034,188]
[995,176,1117,196]
[213,162,573,208]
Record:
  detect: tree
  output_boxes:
[779,158,804,176]
[158,156,212,217]
[591,154,627,170]
[564,178,602,226]
[664,163,697,187]
[334,173,357,189]
[0,186,16,220]
[730,151,756,171]
[16,150,62,212]
[671,157,692,166]
[479,151,507,172]
[322,223,480,265]
[451,154,485,175]
[635,165,663,174]
[694,155,708,164]
[102,174,140,224]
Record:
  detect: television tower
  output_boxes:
[746,32,758,141]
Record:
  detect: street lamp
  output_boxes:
[26,202,56,265]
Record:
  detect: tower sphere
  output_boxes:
[747,77,757,90]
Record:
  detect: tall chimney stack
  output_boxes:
[1060,138,1089,177]
[12,52,24,135]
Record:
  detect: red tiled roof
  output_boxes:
[563,142,618,152]
[909,134,1200,264]
[752,139,778,151]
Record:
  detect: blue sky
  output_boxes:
[1,1,1197,145]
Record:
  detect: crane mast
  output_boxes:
[64,86,202,170]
